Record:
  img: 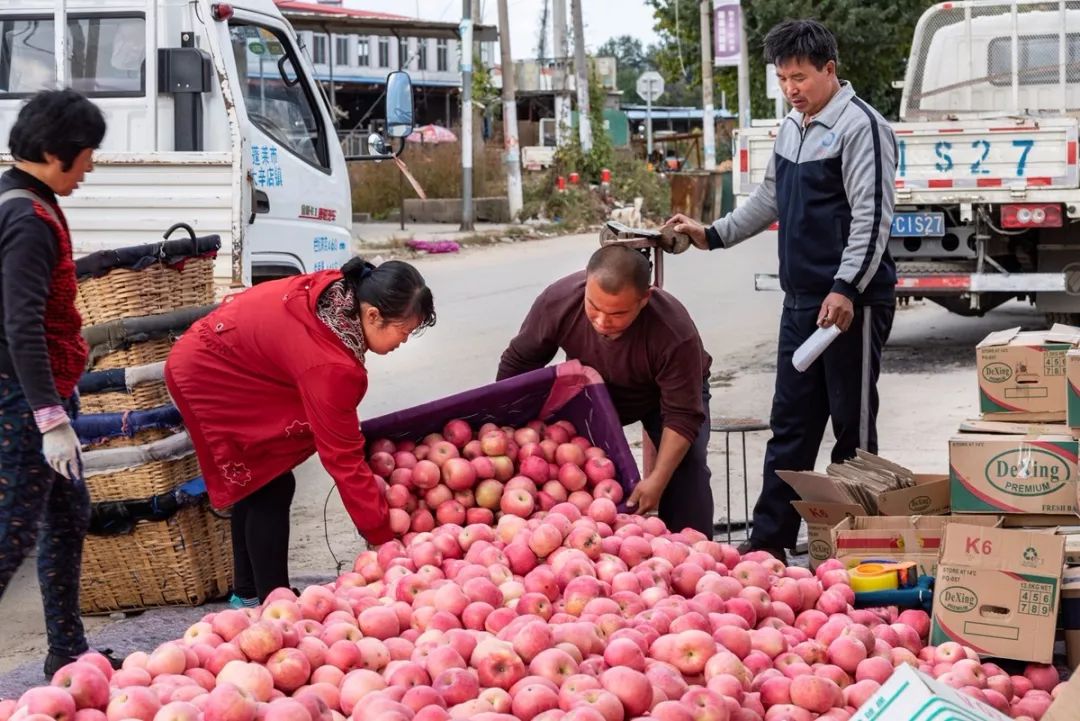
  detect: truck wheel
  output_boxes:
[1044,312,1080,327]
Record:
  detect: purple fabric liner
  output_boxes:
[361,362,641,499]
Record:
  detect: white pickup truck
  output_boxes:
[739,0,1080,324]
[0,0,412,287]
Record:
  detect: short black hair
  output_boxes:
[341,257,436,332]
[8,89,106,171]
[763,19,838,71]
[586,245,651,295]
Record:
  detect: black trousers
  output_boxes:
[751,303,894,550]
[641,384,714,538]
[231,471,296,601]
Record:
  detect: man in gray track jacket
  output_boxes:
[668,19,898,560]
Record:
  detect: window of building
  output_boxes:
[335,36,349,66]
[357,38,370,67]
[436,38,448,72]
[377,36,389,67]
[417,39,428,71]
[399,38,409,70]
[311,34,327,65]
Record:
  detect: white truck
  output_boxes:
[738,0,1080,324]
[0,0,413,287]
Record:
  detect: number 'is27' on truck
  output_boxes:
[739,0,1080,325]
[0,0,415,287]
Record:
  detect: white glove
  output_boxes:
[42,422,83,480]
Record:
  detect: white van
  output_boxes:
[0,0,413,286]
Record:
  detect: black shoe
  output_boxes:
[736,539,788,564]
[44,648,123,678]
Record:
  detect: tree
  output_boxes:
[645,0,936,120]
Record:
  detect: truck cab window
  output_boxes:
[229,23,329,171]
[0,15,145,96]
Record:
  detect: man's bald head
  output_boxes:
[586,245,651,296]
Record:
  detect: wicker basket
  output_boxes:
[79,503,232,615]
[84,428,172,450]
[76,256,216,326]
[80,381,172,415]
[90,338,175,371]
[86,452,201,504]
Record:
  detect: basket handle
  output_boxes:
[162,223,197,242]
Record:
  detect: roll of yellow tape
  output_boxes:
[849,564,900,594]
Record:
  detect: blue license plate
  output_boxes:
[891,212,945,237]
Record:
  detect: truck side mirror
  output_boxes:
[344,71,414,161]
[385,71,414,138]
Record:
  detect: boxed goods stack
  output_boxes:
[950,324,1080,518]
[924,323,1080,664]
[72,229,232,614]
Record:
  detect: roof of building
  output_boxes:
[621,104,737,121]
[275,1,499,41]
[275,1,409,21]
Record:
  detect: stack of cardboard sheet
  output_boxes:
[822,450,916,515]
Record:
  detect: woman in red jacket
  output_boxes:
[165,257,435,604]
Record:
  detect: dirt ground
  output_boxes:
[0,230,1053,696]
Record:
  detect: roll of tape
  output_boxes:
[849,564,900,594]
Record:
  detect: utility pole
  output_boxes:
[570,0,592,152]
[737,5,750,128]
[552,0,571,147]
[497,0,523,219]
[700,0,716,170]
[460,0,475,230]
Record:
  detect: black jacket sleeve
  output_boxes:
[1,214,62,409]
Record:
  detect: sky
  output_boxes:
[345,0,660,59]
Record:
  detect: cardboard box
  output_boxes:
[948,434,1079,514]
[779,470,950,517]
[1070,349,1080,428]
[1062,528,1080,564]
[1063,569,1080,671]
[791,500,863,570]
[850,664,1012,721]
[931,524,1064,663]
[1044,662,1080,721]
[959,418,1078,436]
[832,515,1000,577]
[977,324,1080,421]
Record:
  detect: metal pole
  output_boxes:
[146,0,158,151]
[325,29,336,129]
[646,92,653,158]
[259,54,266,115]
[775,90,784,120]
[553,0,571,147]
[700,0,716,171]
[737,3,750,128]
[460,0,475,231]
[54,0,67,88]
[1010,3,1019,114]
[497,0,523,219]
[570,0,592,152]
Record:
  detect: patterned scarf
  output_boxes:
[316,280,367,364]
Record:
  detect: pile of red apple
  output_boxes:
[369,419,623,535]
[0,420,1071,721]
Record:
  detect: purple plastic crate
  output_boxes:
[361,361,640,497]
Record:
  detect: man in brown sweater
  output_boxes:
[497,245,714,536]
